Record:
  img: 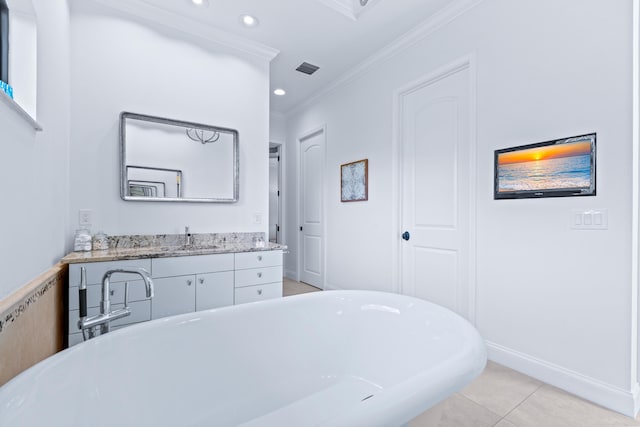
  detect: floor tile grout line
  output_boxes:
[492,382,545,426]
[454,392,504,424]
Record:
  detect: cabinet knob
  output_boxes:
[257,289,262,295]
[110,290,115,296]
[199,278,204,284]
[258,256,263,261]
[187,280,192,286]
[257,272,262,278]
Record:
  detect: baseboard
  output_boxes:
[284,269,297,280]
[324,282,344,291]
[486,341,638,417]
[633,382,640,417]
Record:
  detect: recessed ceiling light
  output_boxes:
[240,14,259,28]
[273,89,286,96]
[191,0,209,7]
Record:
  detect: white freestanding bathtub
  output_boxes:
[0,290,485,427]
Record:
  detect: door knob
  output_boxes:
[402,231,410,241]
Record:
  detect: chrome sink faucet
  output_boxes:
[78,267,154,340]
[185,225,191,247]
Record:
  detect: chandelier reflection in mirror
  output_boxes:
[186,128,220,144]
[120,112,239,203]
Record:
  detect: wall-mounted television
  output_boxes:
[494,133,596,199]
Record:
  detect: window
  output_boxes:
[0,0,8,83]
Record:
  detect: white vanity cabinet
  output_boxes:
[66,249,283,347]
[150,254,235,320]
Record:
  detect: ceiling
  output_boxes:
[137,0,461,114]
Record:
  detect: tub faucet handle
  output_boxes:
[123,282,130,309]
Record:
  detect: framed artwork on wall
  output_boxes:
[341,159,368,202]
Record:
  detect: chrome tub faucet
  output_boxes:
[78,267,154,341]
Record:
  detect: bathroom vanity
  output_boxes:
[62,234,284,347]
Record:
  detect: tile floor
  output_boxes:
[283,279,640,427]
[283,277,321,296]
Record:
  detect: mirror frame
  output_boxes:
[119,111,239,203]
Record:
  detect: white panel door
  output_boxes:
[299,129,324,288]
[400,66,472,319]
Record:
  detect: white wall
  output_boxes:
[0,0,70,299]
[270,112,286,144]
[285,0,636,415]
[68,1,270,240]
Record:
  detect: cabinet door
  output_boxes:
[151,276,195,320]
[195,271,234,311]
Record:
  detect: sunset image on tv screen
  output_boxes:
[497,138,593,193]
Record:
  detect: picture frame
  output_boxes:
[341,159,368,202]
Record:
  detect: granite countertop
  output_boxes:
[61,232,287,264]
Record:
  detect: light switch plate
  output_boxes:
[571,209,608,230]
[253,212,263,224]
[79,209,92,227]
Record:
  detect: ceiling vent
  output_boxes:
[296,62,320,75]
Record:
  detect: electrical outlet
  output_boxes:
[79,209,92,227]
[253,212,263,224]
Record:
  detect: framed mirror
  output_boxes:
[120,112,239,203]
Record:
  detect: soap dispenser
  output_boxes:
[73,228,92,252]
[92,231,109,250]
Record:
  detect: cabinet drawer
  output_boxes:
[234,266,282,288]
[234,282,282,305]
[152,254,233,278]
[69,259,152,286]
[235,250,282,270]
[68,300,151,333]
[69,279,149,311]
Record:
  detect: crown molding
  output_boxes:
[283,0,483,116]
[313,0,357,21]
[76,0,279,62]
[313,0,385,21]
